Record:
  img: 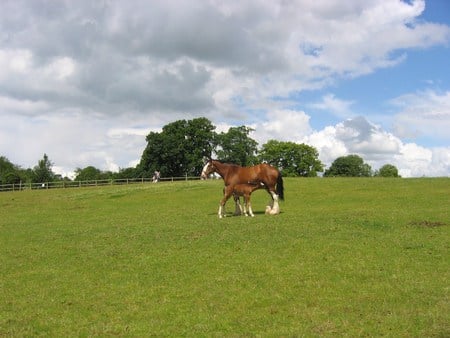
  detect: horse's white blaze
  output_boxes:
[201,162,211,179]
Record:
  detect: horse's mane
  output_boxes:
[212,159,241,168]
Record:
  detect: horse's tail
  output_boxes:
[276,172,284,201]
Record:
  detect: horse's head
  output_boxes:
[200,160,215,179]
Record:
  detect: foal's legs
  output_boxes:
[219,186,234,218]
[233,194,243,216]
[245,193,255,217]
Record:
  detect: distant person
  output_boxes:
[152,170,160,183]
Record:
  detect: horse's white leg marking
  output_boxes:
[269,206,279,215]
[218,204,224,218]
[243,197,249,216]
[248,200,254,217]
[234,197,242,216]
[243,194,253,217]
[267,197,274,209]
[270,191,280,215]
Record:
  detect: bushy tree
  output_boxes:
[215,126,258,166]
[324,154,372,177]
[138,117,215,177]
[74,166,104,181]
[258,140,323,177]
[115,167,139,179]
[32,154,55,183]
[375,164,400,177]
[0,156,23,184]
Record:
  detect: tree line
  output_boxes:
[0,117,400,185]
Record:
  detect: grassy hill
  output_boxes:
[1,178,449,336]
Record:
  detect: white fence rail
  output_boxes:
[0,176,202,192]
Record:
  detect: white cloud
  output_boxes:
[0,0,449,177]
[1,0,448,119]
[253,110,312,144]
[395,143,432,177]
[4,49,33,73]
[309,94,355,119]
[0,111,154,176]
[251,113,449,177]
[391,90,450,141]
[107,127,151,139]
[303,117,404,169]
[45,57,76,80]
[304,117,448,177]
[0,95,49,115]
[429,147,450,176]
[301,0,449,77]
[306,126,348,165]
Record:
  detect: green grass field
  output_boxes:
[1,178,449,336]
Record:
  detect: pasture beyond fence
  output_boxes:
[0,175,203,192]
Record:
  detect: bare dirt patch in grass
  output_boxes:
[409,220,447,228]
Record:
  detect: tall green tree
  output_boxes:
[0,156,22,184]
[32,154,55,183]
[74,166,104,181]
[138,117,215,177]
[215,126,258,166]
[185,117,216,173]
[114,167,139,179]
[258,140,323,177]
[324,154,372,177]
[375,164,400,177]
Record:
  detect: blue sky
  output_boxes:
[0,0,449,177]
[303,44,449,144]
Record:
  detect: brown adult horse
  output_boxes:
[201,159,284,218]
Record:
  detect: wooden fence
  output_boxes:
[0,176,203,192]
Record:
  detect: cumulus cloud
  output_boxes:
[2,0,448,118]
[309,94,355,119]
[0,0,449,176]
[391,90,450,142]
[307,117,449,177]
[250,112,448,177]
[251,110,312,144]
